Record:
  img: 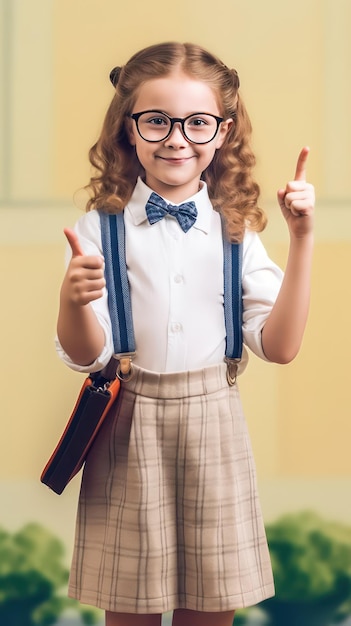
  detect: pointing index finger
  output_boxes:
[294,146,310,182]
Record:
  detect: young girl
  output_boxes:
[56,42,315,626]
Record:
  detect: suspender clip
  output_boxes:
[225,357,240,386]
[114,352,136,381]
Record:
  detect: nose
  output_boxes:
[163,121,188,147]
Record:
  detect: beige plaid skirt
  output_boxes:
[68,363,274,613]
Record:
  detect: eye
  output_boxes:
[188,116,208,127]
[146,115,168,126]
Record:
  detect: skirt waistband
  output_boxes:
[121,362,230,399]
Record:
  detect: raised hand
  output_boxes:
[277,147,315,238]
[61,228,105,306]
[262,147,315,364]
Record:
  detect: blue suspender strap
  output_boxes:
[100,210,243,386]
[99,211,136,378]
[223,237,243,385]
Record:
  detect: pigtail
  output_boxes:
[109,66,122,87]
[232,69,240,90]
[227,67,240,92]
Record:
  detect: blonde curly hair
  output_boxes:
[85,42,267,242]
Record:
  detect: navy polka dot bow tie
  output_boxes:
[145,192,198,233]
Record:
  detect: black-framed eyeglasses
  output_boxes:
[129,110,224,144]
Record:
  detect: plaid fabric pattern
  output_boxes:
[68,363,274,613]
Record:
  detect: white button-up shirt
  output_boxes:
[56,178,283,374]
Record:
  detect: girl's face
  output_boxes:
[128,71,233,202]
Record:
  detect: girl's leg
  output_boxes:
[172,609,235,626]
[106,611,162,626]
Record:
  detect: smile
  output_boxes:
[157,156,194,164]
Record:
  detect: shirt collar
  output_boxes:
[126,177,214,234]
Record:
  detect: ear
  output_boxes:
[215,118,234,149]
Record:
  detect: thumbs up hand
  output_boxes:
[277,147,315,239]
[61,228,105,306]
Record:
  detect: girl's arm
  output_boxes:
[57,228,106,366]
[261,147,315,364]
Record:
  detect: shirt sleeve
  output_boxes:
[55,210,114,373]
[56,213,283,372]
[242,230,284,361]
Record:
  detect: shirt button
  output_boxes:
[171,322,182,333]
[174,274,183,284]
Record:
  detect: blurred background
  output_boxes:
[0,0,350,624]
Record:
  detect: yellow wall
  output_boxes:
[0,0,350,549]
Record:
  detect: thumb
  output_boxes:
[277,188,286,210]
[64,227,84,257]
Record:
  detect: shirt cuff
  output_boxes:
[54,333,113,374]
[243,321,270,362]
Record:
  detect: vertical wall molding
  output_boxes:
[323,0,351,199]
[0,0,54,205]
[0,0,13,201]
